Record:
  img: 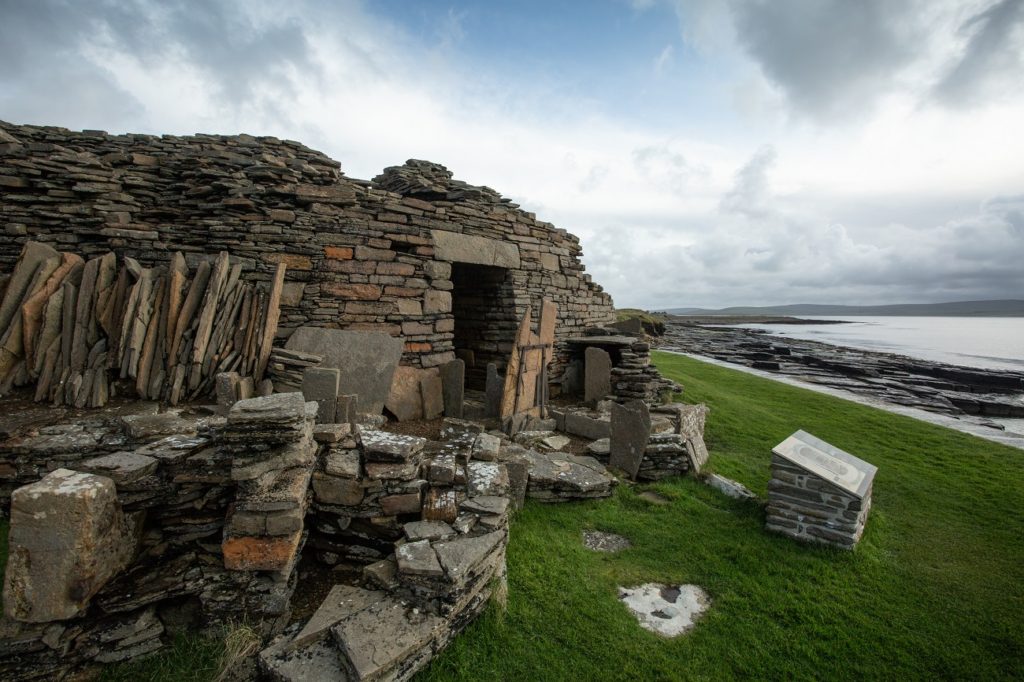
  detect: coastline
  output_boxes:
[656,349,1024,451]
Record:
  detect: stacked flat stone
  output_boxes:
[268,347,322,392]
[218,394,316,626]
[0,122,617,387]
[766,431,877,550]
[259,426,514,682]
[0,240,285,408]
[310,428,431,565]
[0,402,321,679]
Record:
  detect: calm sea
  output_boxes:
[729,316,1024,372]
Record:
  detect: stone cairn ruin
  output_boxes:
[0,121,723,680]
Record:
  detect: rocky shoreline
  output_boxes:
[657,319,1024,429]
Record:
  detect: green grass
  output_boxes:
[421,352,1024,680]
[2,352,1022,680]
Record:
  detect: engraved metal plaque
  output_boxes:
[772,430,877,498]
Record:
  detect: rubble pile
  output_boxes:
[0,240,285,408]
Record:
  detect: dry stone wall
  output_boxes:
[0,122,615,386]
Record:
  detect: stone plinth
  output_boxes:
[766,430,877,549]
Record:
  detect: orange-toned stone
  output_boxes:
[223,532,302,572]
[324,246,353,260]
[405,341,432,353]
[323,282,381,300]
[262,253,311,270]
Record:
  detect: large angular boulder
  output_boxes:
[3,469,135,622]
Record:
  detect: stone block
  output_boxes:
[223,531,303,572]
[79,452,159,485]
[431,229,522,268]
[215,371,241,416]
[387,366,426,422]
[610,400,651,480]
[302,367,341,424]
[336,394,358,425]
[286,327,403,415]
[4,469,134,622]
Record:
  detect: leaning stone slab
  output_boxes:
[706,473,756,500]
[3,469,134,622]
[302,367,341,424]
[396,540,444,578]
[286,327,404,415]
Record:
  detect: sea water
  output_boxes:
[730,316,1024,372]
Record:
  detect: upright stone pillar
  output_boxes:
[584,347,612,404]
[440,359,465,418]
[609,400,651,480]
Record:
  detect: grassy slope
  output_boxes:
[2,352,1022,680]
[423,352,1024,680]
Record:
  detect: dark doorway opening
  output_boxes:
[450,262,518,390]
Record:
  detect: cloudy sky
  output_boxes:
[2,0,1023,308]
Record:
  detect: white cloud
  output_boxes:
[1,0,1022,309]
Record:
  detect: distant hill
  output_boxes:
[664,299,1024,317]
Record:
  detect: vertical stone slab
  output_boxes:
[336,394,357,425]
[3,469,133,622]
[440,359,465,418]
[215,371,241,416]
[421,373,444,420]
[609,400,650,480]
[484,363,502,418]
[303,367,341,424]
[584,347,612,404]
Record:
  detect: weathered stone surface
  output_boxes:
[313,423,352,443]
[215,371,241,416]
[440,359,464,418]
[121,412,195,442]
[289,584,385,653]
[583,530,631,553]
[359,428,426,462]
[619,583,711,637]
[584,347,612,404]
[460,495,510,517]
[223,530,303,572]
[563,411,610,440]
[387,366,426,422]
[467,461,509,497]
[396,539,444,577]
[472,433,501,461]
[79,452,159,485]
[312,472,365,506]
[706,473,756,500]
[433,530,505,583]
[431,229,521,268]
[3,469,134,622]
[523,450,615,502]
[404,520,456,542]
[420,372,444,420]
[286,328,403,415]
[302,366,341,423]
[484,363,502,418]
[332,596,444,681]
[609,400,650,480]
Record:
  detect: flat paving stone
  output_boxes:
[583,530,632,553]
[618,583,710,637]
